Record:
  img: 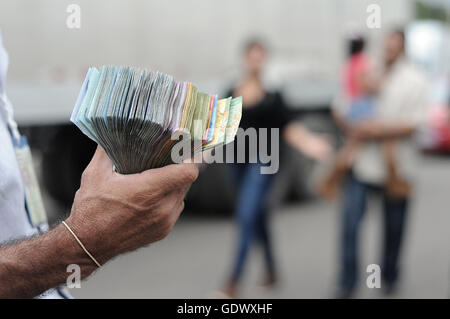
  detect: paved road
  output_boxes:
[69,155,450,298]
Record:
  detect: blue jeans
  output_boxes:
[340,174,408,292]
[229,163,276,282]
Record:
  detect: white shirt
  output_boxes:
[0,103,38,239]
[334,58,428,185]
[0,33,70,299]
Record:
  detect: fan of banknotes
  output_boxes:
[71,66,242,174]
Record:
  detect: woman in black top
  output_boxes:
[221,40,331,297]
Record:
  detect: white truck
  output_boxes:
[3,0,429,212]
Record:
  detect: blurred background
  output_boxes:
[1,0,449,298]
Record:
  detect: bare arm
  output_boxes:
[0,147,198,298]
[283,122,332,161]
[351,120,416,140]
[0,225,96,298]
[333,110,415,140]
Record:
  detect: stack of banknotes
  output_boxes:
[71,66,242,174]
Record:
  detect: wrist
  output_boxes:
[57,219,101,277]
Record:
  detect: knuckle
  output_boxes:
[162,222,173,238]
[158,205,177,228]
[156,219,172,240]
[179,200,185,212]
[181,165,199,183]
[161,205,175,222]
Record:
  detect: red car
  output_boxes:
[420,103,450,153]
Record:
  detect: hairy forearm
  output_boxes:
[0,147,199,299]
[0,223,97,298]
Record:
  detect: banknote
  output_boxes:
[71,66,242,174]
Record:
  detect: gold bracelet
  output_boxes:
[61,221,102,268]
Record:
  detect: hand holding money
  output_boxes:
[64,146,199,274]
[63,65,239,276]
[71,66,242,174]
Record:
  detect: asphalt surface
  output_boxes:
[66,155,450,299]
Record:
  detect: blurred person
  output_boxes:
[0,33,198,298]
[331,30,428,297]
[319,35,410,199]
[338,35,378,127]
[221,39,332,297]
